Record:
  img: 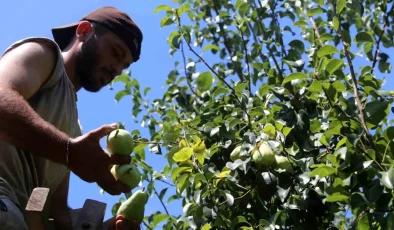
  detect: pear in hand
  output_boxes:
[111,163,141,189]
[117,190,149,222]
[106,129,134,155]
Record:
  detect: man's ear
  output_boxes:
[76,21,94,41]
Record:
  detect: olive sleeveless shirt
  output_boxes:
[0,37,82,217]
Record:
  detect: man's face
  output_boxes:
[75,27,134,92]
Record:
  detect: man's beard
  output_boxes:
[75,36,101,92]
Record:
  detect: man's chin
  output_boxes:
[83,85,102,93]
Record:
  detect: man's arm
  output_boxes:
[0,40,131,195]
[0,41,69,165]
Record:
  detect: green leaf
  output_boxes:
[196,72,213,92]
[229,118,244,130]
[252,62,265,71]
[310,166,336,177]
[168,31,181,49]
[294,20,308,27]
[336,137,347,149]
[306,7,324,17]
[231,216,250,229]
[213,87,228,98]
[332,81,345,92]
[282,72,308,85]
[115,90,130,102]
[354,32,374,43]
[358,213,372,230]
[144,87,151,96]
[238,2,251,16]
[336,0,347,14]
[319,33,335,41]
[325,59,344,74]
[317,45,338,57]
[151,214,169,227]
[154,5,172,14]
[365,100,390,127]
[332,16,339,31]
[341,30,352,46]
[160,16,174,28]
[202,223,212,230]
[326,193,350,202]
[203,44,220,52]
[159,188,168,201]
[379,167,394,189]
[308,79,323,92]
[173,147,193,162]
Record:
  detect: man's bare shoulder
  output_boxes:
[0,39,59,99]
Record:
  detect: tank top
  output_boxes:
[0,37,82,220]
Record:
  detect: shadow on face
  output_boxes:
[76,23,134,93]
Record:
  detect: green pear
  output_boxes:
[274,155,294,173]
[107,129,134,155]
[252,142,275,169]
[111,163,141,189]
[117,190,149,222]
[230,146,247,161]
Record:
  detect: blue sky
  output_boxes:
[0,0,182,226]
[1,0,394,228]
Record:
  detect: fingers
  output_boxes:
[115,216,141,230]
[108,154,132,166]
[90,123,118,141]
[99,171,131,195]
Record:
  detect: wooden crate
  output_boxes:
[26,187,111,230]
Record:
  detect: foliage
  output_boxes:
[111,0,394,229]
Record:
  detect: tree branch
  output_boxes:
[234,15,252,92]
[142,221,153,230]
[264,0,287,71]
[332,1,375,149]
[156,179,175,187]
[175,11,253,130]
[218,189,252,206]
[212,4,245,82]
[180,40,198,97]
[371,3,394,74]
[250,1,284,82]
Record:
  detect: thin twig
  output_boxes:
[246,22,268,62]
[357,145,385,171]
[332,1,375,149]
[142,221,153,230]
[218,189,252,206]
[175,11,253,130]
[234,15,252,92]
[156,179,175,186]
[134,140,163,145]
[153,187,171,216]
[181,40,198,97]
[264,0,287,71]
[371,3,394,74]
[212,4,245,82]
[250,1,284,81]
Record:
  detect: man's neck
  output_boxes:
[62,50,81,92]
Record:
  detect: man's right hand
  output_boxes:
[68,123,132,195]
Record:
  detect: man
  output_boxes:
[0,6,143,230]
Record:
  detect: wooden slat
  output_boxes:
[25,187,50,230]
[72,199,107,230]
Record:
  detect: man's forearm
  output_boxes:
[0,87,69,165]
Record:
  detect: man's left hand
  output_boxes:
[107,215,141,230]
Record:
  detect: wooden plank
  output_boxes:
[25,187,50,230]
[73,199,107,230]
